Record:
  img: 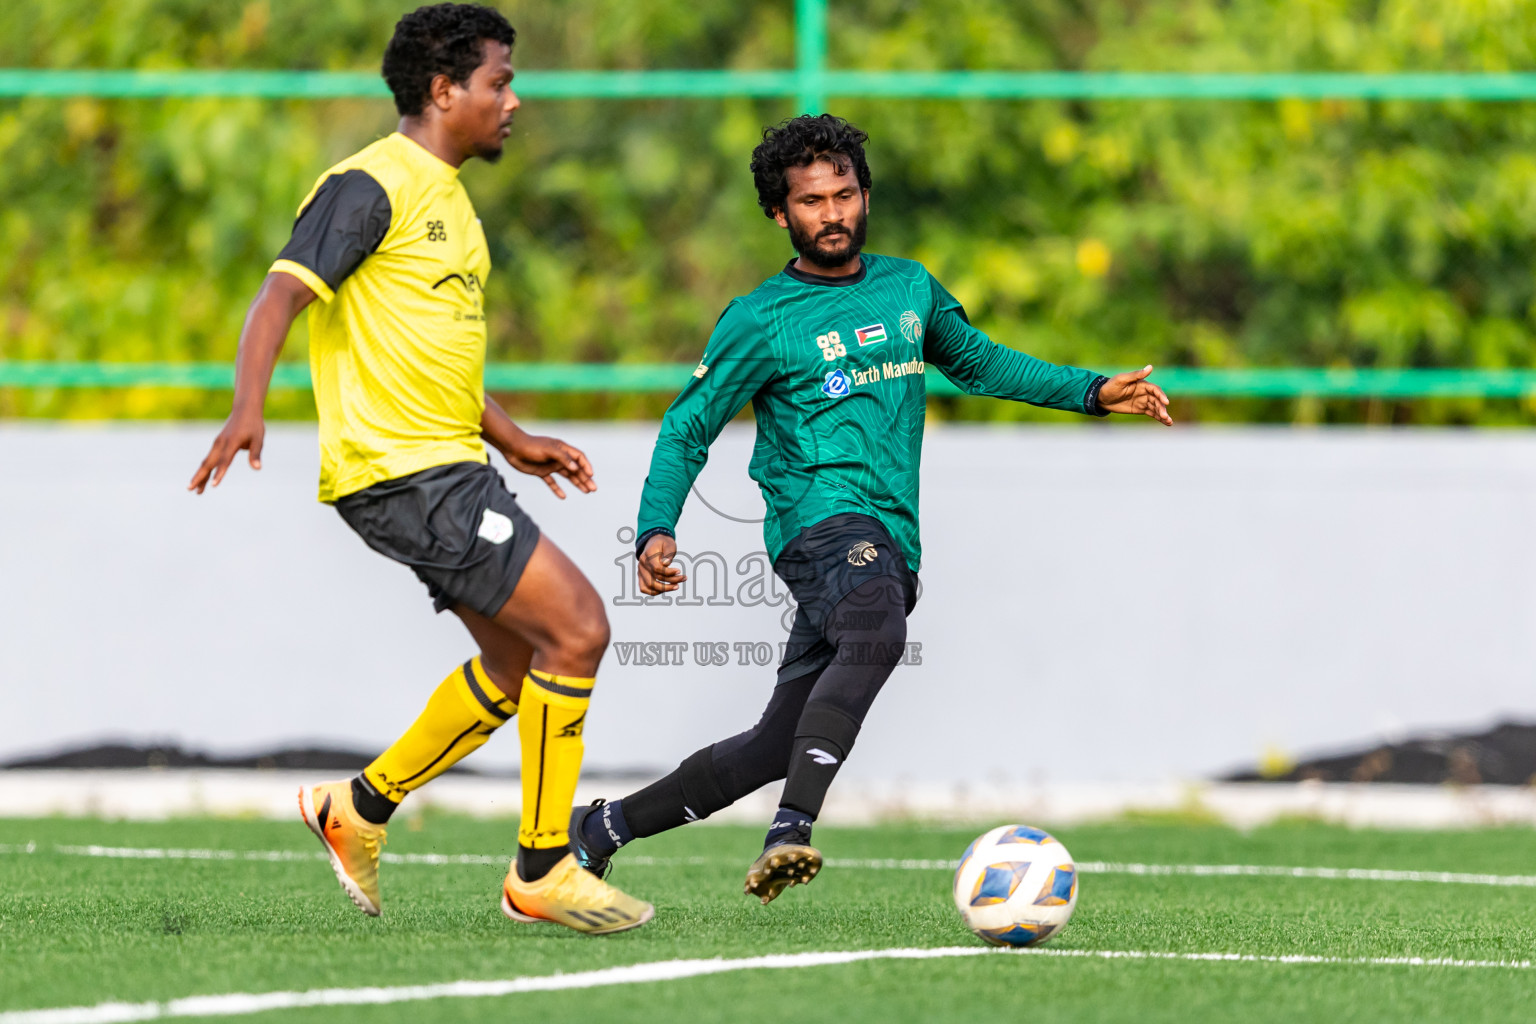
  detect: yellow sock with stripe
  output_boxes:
[516,668,594,880]
[356,657,516,822]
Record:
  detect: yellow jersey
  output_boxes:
[271,132,491,502]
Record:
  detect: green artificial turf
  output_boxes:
[3,815,1536,1022]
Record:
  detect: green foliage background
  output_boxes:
[3,0,1536,423]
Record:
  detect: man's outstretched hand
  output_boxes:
[502,433,596,500]
[1099,365,1173,425]
[188,409,265,494]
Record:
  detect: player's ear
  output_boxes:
[773,207,789,230]
[862,188,870,212]
[428,72,456,112]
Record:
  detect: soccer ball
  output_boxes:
[953,824,1078,947]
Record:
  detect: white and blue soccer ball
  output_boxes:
[953,824,1078,947]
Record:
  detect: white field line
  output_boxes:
[4,944,1536,1024]
[808,857,1536,889]
[6,843,1536,889]
[1073,860,1536,888]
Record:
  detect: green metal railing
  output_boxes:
[4,0,1536,398]
[3,362,1534,399]
[8,69,1536,102]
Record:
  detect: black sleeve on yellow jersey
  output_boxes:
[274,169,392,292]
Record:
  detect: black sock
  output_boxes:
[517,844,568,882]
[616,772,688,838]
[778,701,862,821]
[764,806,814,848]
[620,745,732,839]
[350,775,398,825]
[580,799,634,857]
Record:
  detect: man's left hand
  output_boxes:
[1099,365,1173,425]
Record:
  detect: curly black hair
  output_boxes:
[382,4,516,117]
[750,114,872,218]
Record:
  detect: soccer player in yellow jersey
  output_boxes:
[188,3,651,935]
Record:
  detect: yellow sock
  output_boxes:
[517,669,594,850]
[363,657,516,803]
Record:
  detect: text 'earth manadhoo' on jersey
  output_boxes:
[637,253,1108,570]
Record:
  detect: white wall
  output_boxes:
[2,422,1533,783]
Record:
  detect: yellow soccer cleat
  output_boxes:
[299,780,387,917]
[744,843,822,905]
[500,853,654,935]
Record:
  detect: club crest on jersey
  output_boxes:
[900,310,923,342]
[855,323,888,346]
[821,369,851,398]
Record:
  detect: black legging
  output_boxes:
[622,574,914,838]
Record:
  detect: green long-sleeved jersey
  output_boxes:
[636,253,1105,570]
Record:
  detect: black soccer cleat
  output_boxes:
[569,799,614,879]
[744,829,822,905]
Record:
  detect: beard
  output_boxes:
[788,205,868,269]
[473,119,513,163]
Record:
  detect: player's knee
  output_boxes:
[553,606,610,668]
[742,714,798,783]
[712,716,795,796]
[721,742,790,796]
[744,732,794,785]
[585,610,613,655]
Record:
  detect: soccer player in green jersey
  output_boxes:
[568,114,1172,904]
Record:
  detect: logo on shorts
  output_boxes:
[821,369,851,398]
[478,508,514,545]
[847,541,878,566]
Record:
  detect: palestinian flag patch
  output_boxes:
[855,323,887,346]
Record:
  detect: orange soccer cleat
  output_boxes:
[299,780,387,916]
[500,853,654,935]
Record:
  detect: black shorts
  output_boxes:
[335,460,542,617]
[774,512,920,684]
